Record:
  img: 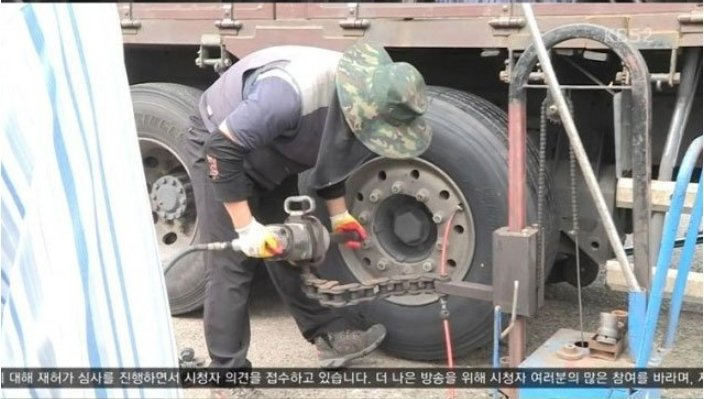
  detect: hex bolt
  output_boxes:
[391,181,404,194]
[435,241,444,250]
[432,212,444,224]
[362,238,372,249]
[376,259,388,271]
[358,211,370,224]
[422,261,434,272]
[415,189,430,203]
[548,104,559,115]
[369,189,383,203]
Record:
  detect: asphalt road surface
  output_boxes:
[172,233,703,399]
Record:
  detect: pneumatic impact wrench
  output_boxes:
[163,196,359,275]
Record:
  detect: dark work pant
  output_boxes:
[185,113,353,368]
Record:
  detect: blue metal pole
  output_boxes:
[635,136,702,368]
[493,306,502,399]
[628,290,647,361]
[663,172,703,349]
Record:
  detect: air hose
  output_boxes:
[163,241,233,276]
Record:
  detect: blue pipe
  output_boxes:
[628,290,647,360]
[663,172,703,349]
[492,306,502,399]
[635,136,703,368]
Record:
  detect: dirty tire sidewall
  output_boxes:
[131,82,205,316]
[305,86,558,360]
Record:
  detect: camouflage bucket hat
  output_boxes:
[336,42,432,159]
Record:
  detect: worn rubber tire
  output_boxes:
[302,86,558,360]
[131,82,206,316]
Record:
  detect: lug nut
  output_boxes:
[391,181,404,194]
[369,189,383,203]
[422,261,434,272]
[362,238,372,249]
[376,259,388,271]
[432,212,444,224]
[415,189,429,203]
[358,211,370,224]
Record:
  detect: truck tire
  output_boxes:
[131,82,206,315]
[302,86,558,360]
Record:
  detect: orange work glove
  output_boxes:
[330,211,368,250]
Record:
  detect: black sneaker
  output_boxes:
[314,324,387,369]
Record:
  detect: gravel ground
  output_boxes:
[173,224,702,399]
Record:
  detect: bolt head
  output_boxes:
[369,189,382,203]
[376,259,388,271]
[391,181,404,194]
[393,211,426,245]
[422,261,434,272]
[415,189,429,202]
[358,211,370,224]
[432,212,444,224]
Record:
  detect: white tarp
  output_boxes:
[1,4,180,398]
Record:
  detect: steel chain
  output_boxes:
[301,268,451,308]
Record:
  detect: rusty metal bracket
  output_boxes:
[489,16,526,31]
[490,4,525,38]
[339,3,370,33]
[678,10,703,34]
[120,3,141,34]
[216,3,243,31]
[195,34,232,74]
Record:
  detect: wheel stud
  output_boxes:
[376,258,388,271]
[358,211,370,224]
[415,189,429,203]
[369,189,383,203]
[422,260,434,272]
[432,212,444,224]
[391,181,404,194]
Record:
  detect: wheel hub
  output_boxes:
[151,174,190,221]
[342,158,476,306]
[140,138,197,266]
[375,194,436,263]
